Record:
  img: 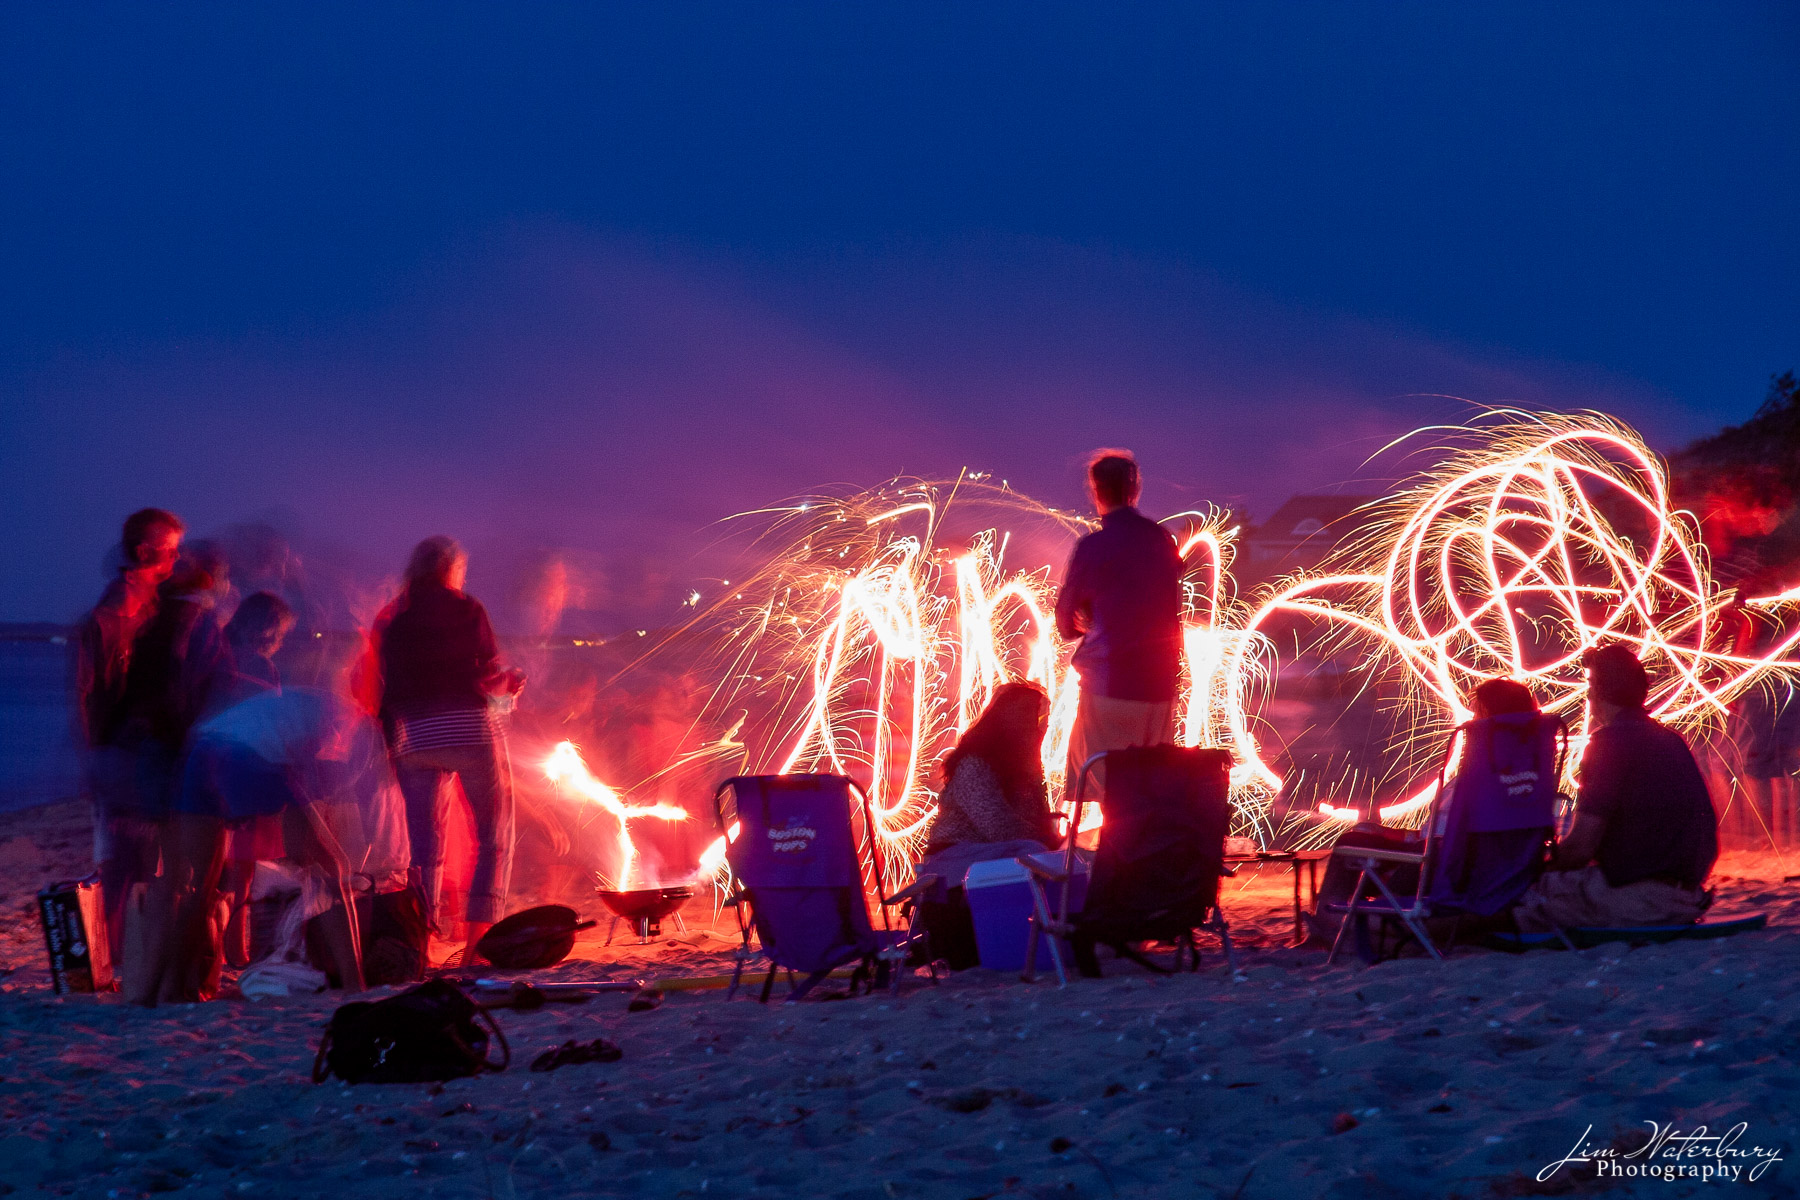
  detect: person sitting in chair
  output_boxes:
[914,682,1060,968]
[1512,643,1717,932]
[924,682,1059,856]
[1308,676,1544,935]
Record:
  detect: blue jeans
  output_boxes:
[394,741,515,927]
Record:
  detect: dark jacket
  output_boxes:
[73,575,158,746]
[1054,507,1184,702]
[377,583,500,720]
[117,592,228,751]
[1576,710,1719,889]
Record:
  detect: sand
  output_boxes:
[2,801,1796,1199]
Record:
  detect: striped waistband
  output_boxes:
[393,709,500,755]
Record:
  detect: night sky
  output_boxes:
[3,4,1796,626]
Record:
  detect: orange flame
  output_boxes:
[542,740,688,889]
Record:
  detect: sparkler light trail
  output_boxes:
[545,413,1800,890]
[1237,410,1800,824]
[667,477,1280,885]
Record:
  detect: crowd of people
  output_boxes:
[72,449,1798,1000]
[75,509,526,1005]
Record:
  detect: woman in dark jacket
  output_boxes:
[377,537,524,965]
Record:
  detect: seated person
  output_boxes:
[1513,643,1717,932]
[1312,677,1543,926]
[923,682,1059,857]
[915,682,1059,967]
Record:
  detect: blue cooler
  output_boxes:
[963,852,1089,971]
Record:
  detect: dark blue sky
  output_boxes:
[2,4,1796,623]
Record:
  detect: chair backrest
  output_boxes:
[1441,714,1564,834]
[1426,714,1564,912]
[1068,745,1232,927]
[713,774,881,974]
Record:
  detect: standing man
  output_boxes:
[74,508,185,961]
[1055,450,1184,797]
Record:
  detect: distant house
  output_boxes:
[1240,494,1381,585]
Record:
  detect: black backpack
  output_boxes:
[312,980,510,1085]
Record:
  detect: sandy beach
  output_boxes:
[0,800,1792,1199]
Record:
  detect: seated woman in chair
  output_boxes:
[914,682,1060,967]
[924,682,1058,856]
[1308,678,1543,936]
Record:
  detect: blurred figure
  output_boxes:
[1055,450,1183,795]
[132,687,372,1004]
[73,508,184,963]
[113,555,231,997]
[377,537,525,966]
[215,591,299,965]
[1512,644,1718,932]
[220,591,296,701]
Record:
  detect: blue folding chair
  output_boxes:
[713,774,927,1002]
[1325,712,1565,964]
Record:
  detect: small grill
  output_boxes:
[596,886,695,943]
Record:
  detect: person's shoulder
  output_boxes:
[1121,507,1177,543]
[949,755,1001,791]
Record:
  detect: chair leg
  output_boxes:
[759,965,777,1004]
[1363,866,1441,961]
[1214,910,1238,977]
[726,952,746,1001]
[1023,877,1067,987]
[1325,866,1373,966]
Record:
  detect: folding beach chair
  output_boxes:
[1325,712,1565,964]
[1020,745,1237,987]
[712,774,926,1002]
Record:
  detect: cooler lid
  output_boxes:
[962,858,1030,889]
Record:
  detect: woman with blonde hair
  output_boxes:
[377,537,525,966]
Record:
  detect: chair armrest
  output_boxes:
[1336,846,1424,866]
[882,874,939,907]
[1015,856,1068,882]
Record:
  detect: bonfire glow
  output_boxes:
[543,740,689,889]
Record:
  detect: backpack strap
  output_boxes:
[474,1006,510,1073]
[311,1028,334,1084]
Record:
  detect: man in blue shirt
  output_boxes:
[1055,451,1184,797]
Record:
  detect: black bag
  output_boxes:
[312,980,509,1085]
[918,888,980,971]
[358,886,431,987]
